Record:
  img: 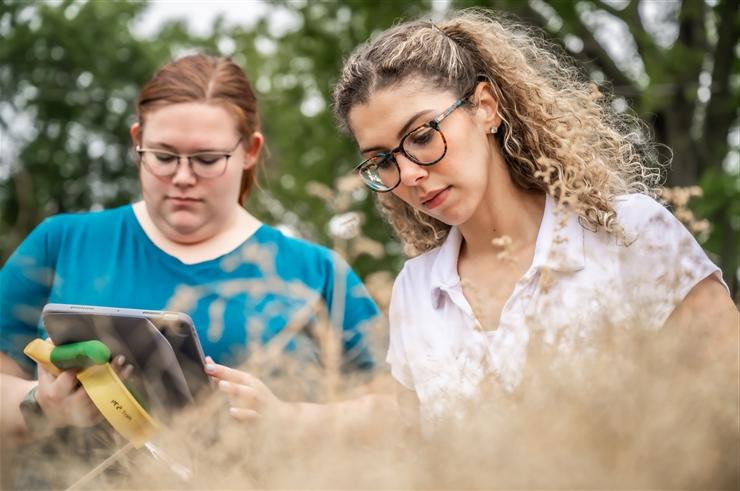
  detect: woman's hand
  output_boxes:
[34,354,132,429]
[204,357,292,423]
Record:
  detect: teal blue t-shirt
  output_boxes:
[0,205,378,374]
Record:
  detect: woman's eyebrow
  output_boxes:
[359,109,435,154]
[143,141,178,151]
[143,141,226,153]
[396,109,434,139]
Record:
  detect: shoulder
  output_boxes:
[612,193,676,235]
[612,192,663,214]
[610,193,708,259]
[390,246,443,312]
[607,193,713,266]
[37,205,132,234]
[607,193,727,327]
[394,247,439,290]
[16,205,132,254]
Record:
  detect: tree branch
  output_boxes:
[547,0,639,95]
[594,0,623,19]
[677,0,708,51]
[708,0,737,96]
[702,0,739,170]
[595,0,658,69]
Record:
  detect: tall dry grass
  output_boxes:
[4,183,738,490]
[43,316,736,490]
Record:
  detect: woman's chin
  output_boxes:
[165,218,210,243]
[425,209,469,227]
[417,194,472,227]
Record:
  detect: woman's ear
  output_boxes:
[130,122,141,147]
[473,81,501,132]
[242,132,265,171]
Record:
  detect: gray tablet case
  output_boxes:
[41,304,212,421]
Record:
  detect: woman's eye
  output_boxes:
[376,156,394,170]
[410,128,433,145]
[153,152,177,163]
[192,154,222,166]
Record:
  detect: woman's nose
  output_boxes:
[171,157,197,185]
[396,154,428,186]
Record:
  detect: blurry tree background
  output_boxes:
[1,0,738,297]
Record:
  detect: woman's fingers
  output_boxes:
[42,370,78,403]
[33,353,139,429]
[204,358,284,422]
[37,363,54,385]
[120,363,134,380]
[218,380,258,401]
[229,407,260,421]
[35,367,103,428]
[112,354,125,369]
[70,384,93,405]
[206,362,257,386]
[213,371,269,420]
[112,354,134,381]
[70,387,104,425]
[218,380,261,410]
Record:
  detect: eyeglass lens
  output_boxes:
[142,151,228,179]
[360,125,446,191]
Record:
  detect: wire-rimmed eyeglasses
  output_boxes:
[135,138,243,179]
[354,97,468,192]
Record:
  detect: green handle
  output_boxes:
[50,340,111,370]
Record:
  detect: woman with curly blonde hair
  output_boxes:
[332,9,735,430]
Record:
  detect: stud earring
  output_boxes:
[490,126,498,134]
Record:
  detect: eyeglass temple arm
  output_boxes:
[432,98,466,126]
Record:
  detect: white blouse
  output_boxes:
[386,193,727,428]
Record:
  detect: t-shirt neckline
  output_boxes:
[125,204,265,267]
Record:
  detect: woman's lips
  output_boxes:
[168,196,202,206]
[422,186,451,209]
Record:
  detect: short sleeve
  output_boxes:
[616,194,727,331]
[0,218,59,374]
[385,267,415,390]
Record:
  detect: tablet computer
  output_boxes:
[41,303,212,421]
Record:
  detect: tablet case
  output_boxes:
[41,304,212,421]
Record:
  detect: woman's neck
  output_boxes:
[132,201,261,264]
[458,160,545,259]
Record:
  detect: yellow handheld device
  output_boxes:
[23,338,160,448]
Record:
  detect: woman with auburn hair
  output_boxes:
[332,9,737,431]
[0,54,379,449]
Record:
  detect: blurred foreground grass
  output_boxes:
[2,187,737,489]
[19,313,739,490]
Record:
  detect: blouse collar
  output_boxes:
[428,194,586,307]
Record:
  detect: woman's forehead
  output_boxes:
[142,102,239,141]
[144,102,233,126]
[348,83,457,145]
[361,80,452,112]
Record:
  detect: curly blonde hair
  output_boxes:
[332,9,663,255]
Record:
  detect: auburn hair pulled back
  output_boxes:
[136,54,260,204]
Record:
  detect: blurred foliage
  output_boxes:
[0,0,192,257]
[0,0,432,280]
[221,0,435,278]
[0,0,737,295]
